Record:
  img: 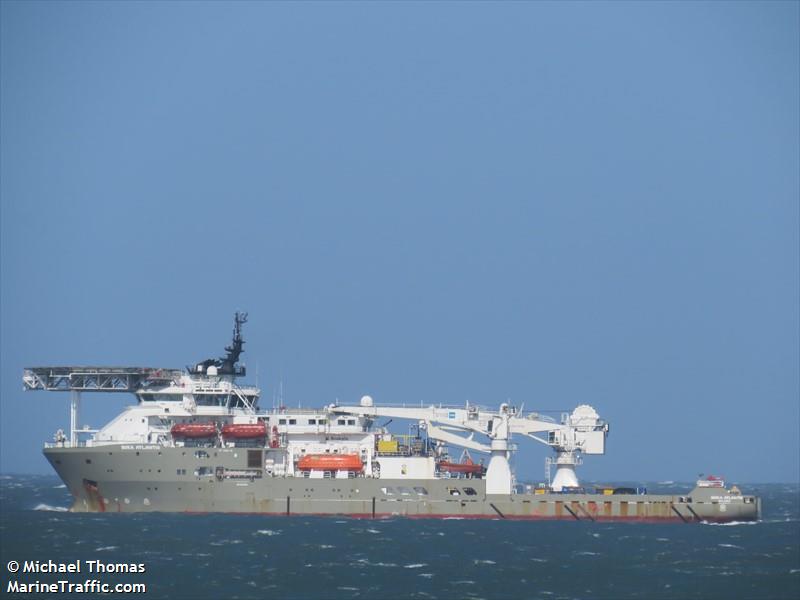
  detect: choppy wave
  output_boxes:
[33,503,68,512]
[1,475,798,600]
[255,529,281,536]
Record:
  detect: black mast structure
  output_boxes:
[192,312,248,377]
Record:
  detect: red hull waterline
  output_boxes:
[178,510,739,523]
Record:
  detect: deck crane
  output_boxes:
[332,398,609,493]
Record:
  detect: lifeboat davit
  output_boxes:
[438,459,485,475]
[297,454,363,471]
[221,423,267,439]
[270,425,280,448]
[171,423,217,438]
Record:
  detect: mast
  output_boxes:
[191,312,248,378]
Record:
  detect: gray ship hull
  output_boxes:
[44,446,760,523]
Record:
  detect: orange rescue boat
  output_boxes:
[171,423,217,438]
[221,423,267,439]
[437,458,485,476]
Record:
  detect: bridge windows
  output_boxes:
[139,393,182,403]
[195,394,228,407]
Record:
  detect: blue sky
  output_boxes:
[1,1,798,483]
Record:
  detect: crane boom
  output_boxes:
[332,399,609,494]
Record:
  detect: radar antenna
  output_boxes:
[191,312,248,378]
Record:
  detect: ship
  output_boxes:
[24,313,761,522]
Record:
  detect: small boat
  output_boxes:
[297,454,363,471]
[221,423,267,439]
[170,423,217,438]
[437,459,485,475]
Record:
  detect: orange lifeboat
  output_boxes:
[297,454,363,471]
[438,458,485,476]
[171,423,217,438]
[221,423,267,439]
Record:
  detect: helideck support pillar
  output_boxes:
[70,391,81,447]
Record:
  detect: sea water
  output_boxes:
[1,476,798,599]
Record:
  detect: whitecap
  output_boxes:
[530,558,548,563]
[366,528,380,534]
[703,520,759,527]
[656,538,670,542]
[96,546,117,552]
[337,587,359,591]
[717,544,744,549]
[404,563,427,569]
[453,580,475,585]
[473,559,496,565]
[255,529,281,536]
[53,484,67,489]
[418,573,434,578]
[318,544,335,549]
[575,551,600,556]
[33,504,68,512]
